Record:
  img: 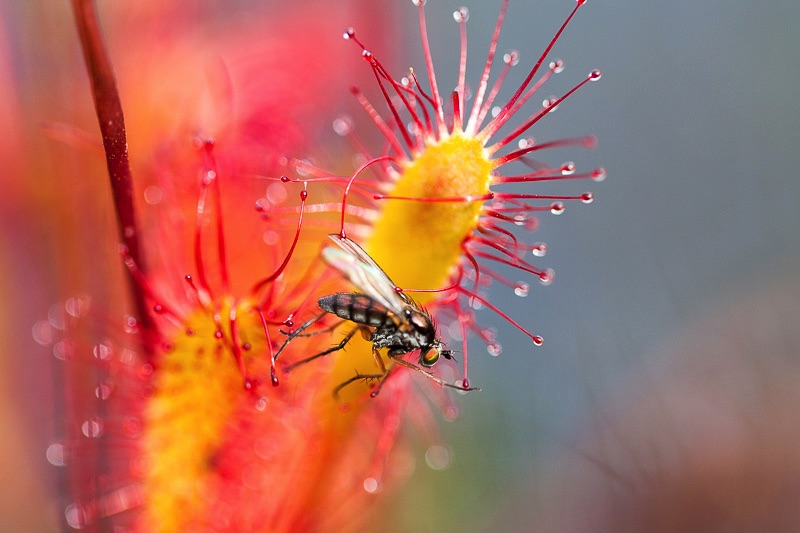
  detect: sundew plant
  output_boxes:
[40,0,602,530]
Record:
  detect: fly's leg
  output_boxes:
[388,354,482,392]
[333,371,386,401]
[273,311,329,365]
[333,346,391,399]
[279,318,343,338]
[285,327,359,372]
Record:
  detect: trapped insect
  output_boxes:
[274,234,479,397]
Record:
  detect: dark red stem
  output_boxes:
[71,0,155,359]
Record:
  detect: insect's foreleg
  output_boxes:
[285,327,359,372]
[388,354,482,392]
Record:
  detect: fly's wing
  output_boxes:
[322,234,410,316]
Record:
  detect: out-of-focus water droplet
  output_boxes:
[95,381,113,400]
[255,397,269,411]
[487,343,502,356]
[124,417,142,438]
[504,50,520,66]
[53,340,74,361]
[514,282,530,297]
[32,320,53,346]
[539,268,555,286]
[65,502,90,529]
[332,115,353,136]
[550,59,565,73]
[81,417,104,439]
[143,185,163,205]
[46,443,66,467]
[93,344,110,360]
[592,167,607,182]
[561,161,576,175]
[453,7,469,22]
[425,445,452,470]
[531,242,547,257]
[65,296,90,318]
[266,182,287,205]
[363,477,382,493]
[262,230,278,246]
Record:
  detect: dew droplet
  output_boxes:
[81,417,104,439]
[592,167,607,182]
[550,59,565,73]
[46,442,67,467]
[93,343,111,360]
[363,477,382,493]
[425,445,452,470]
[543,97,559,112]
[48,303,67,330]
[561,161,576,175]
[580,192,594,204]
[532,335,544,346]
[487,343,502,356]
[262,230,278,246]
[137,363,154,380]
[531,242,547,257]
[517,137,535,149]
[52,340,75,361]
[503,50,520,66]
[266,182,287,205]
[577,0,588,6]
[453,7,468,22]
[514,282,529,297]
[95,381,113,400]
[539,268,555,286]
[332,115,353,136]
[143,185,163,205]
[255,396,269,411]
[32,320,53,346]
[343,27,355,40]
[123,417,142,438]
[589,69,602,81]
[550,202,565,215]
[65,502,91,529]
[65,296,90,318]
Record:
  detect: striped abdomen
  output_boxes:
[318,293,394,328]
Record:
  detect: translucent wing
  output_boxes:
[322,234,410,316]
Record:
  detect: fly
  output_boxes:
[274,234,479,397]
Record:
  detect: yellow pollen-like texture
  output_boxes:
[367,134,493,300]
[141,297,260,531]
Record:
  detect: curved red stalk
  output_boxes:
[466,0,509,135]
[415,0,446,134]
[483,1,584,141]
[488,74,596,153]
[71,0,155,359]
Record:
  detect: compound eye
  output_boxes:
[420,348,439,367]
